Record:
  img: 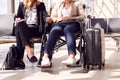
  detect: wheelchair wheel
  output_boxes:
[37,45,45,67]
[80,38,87,69]
[37,34,54,68]
[80,51,86,69]
[37,34,47,67]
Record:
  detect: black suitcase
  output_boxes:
[85,28,105,70]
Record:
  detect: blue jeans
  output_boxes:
[44,22,80,56]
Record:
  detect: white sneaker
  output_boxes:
[41,57,51,67]
[61,58,76,66]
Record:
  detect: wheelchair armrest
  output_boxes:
[44,22,53,33]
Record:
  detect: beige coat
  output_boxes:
[51,0,86,22]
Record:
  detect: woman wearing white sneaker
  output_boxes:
[41,0,85,67]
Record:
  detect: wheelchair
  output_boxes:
[35,3,89,69]
[36,19,87,68]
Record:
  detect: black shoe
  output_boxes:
[27,55,38,63]
[15,60,25,69]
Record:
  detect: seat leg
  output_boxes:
[112,37,120,51]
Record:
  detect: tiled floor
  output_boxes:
[0,38,120,80]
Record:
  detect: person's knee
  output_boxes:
[64,27,72,34]
[50,26,62,34]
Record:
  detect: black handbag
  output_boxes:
[57,20,78,26]
[1,45,18,70]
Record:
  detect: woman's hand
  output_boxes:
[61,16,72,21]
[55,16,73,23]
[46,17,52,23]
[15,18,25,23]
[55,16,75,23]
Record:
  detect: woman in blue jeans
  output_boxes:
[41,0,85,67]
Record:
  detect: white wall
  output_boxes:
[0,0,12,14]
[0,0,20,14]
[91,0,120,18]
[0,0,7,14]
